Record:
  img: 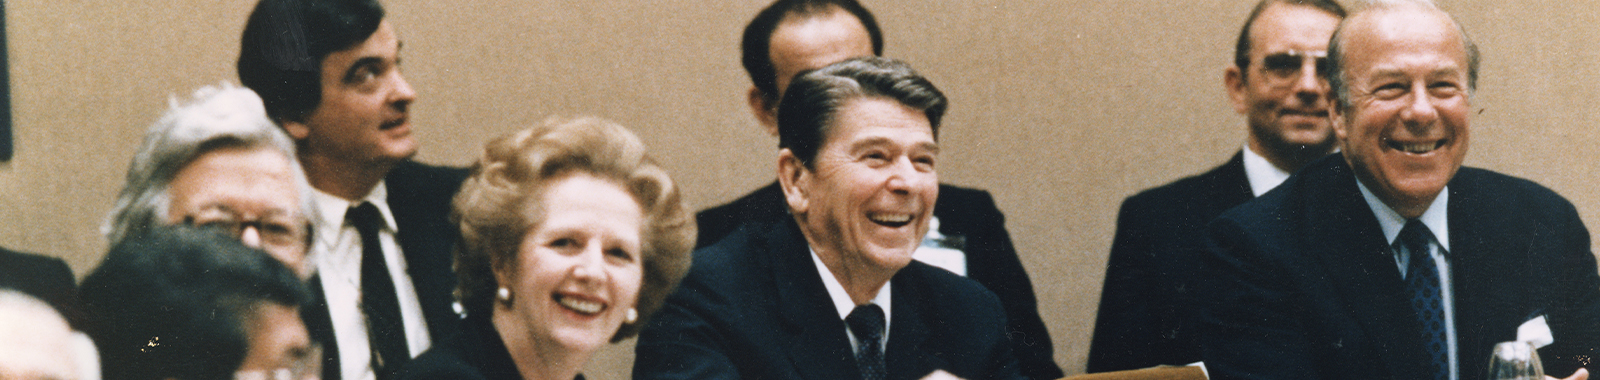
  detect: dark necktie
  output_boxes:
[1399,219,1448,380]
[348,202,409,380]
[846,304,887,380]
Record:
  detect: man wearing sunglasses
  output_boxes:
[1089,0,1346,372]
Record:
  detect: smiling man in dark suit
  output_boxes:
[636,57,1025,380]
[238,1,466,379]
[1199,2,1600,379]
[1088,0,1346,372]
[699,1,1057,377]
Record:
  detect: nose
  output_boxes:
[389,69,417,109]
[1400,82,1439,129]
[571,243,609,282]
[1291,61,1325,103]
[884,156,934,194]
[239,225,263,249]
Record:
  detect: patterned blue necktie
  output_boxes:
[846,304,887,380]
[1400,219,1448,380]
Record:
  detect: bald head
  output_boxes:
[1328,0,1478,111]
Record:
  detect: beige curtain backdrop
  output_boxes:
[3,0,1596,376]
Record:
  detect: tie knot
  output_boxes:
[347,202,383,233]
[845,304,886,342]
[1397,219,1434,257]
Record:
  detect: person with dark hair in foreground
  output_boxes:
[637,57,1025,380]
[80,225,315,380]
[700,1,1058,377]
[238,0,468,379]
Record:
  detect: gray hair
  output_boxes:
[103,83,314,246]
[1327,0,1479,110]
[0,290,99,380]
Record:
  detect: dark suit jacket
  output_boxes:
[305,160,469,380]
[1088,152,1253,372]
[696,182,1060,379]
[397,315,584,380]
[1199,154,1600,380]
[634,218,1027,380]
[0,247,85,329]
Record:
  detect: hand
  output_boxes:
[1548,368,1590,380]
[920,370,965,380]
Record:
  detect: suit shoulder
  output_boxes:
[387,160,470,198]
[903,261,1004,312]
[1454,167,1579,216]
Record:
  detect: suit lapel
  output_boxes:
[766,221,860,380]
[304,275,343,380]
[884,265,941,380]
[385,162,461,342]
[1303,157,1431,379]
[1447,170,1537,378]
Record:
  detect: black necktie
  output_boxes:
[1399,219,1448,380]
[348,202,409,380]
[846,304,887,380]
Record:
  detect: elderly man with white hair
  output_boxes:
[1197,1,1600,379]
[0,290,99,380]
[104,83,315,277]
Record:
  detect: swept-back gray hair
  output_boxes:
[103,83,313,246]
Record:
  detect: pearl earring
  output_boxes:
[625,308,639,324]
[496,287,512,305]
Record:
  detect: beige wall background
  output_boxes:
[3,0,1598,377]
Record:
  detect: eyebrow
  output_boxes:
[846,136,940,155]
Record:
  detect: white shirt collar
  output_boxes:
[809,248,892,324]
[1356,180,1450,252]
[1242,145,1294,197]
[309,181,399,247]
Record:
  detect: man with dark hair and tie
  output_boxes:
[700,1,1058,377]
[1089,0,1345,372]
[237,0,466,379]
[1198,1,1600,379]
[637,57,1026,380]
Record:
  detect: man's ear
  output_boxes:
[1224,65,1249,115]
[281,119,312,140]
[776,149,810,216]
[748,87,780,137]
[1329,98,1349,140]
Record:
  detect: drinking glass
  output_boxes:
[1486,341,1544,380]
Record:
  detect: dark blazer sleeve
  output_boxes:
[935,185,1061,379]
[1195,213,1325,380]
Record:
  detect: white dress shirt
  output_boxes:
[309,182,432,380]
[812,248,892,355]
[1357,181,1457,380]
[1242,145,1294,197]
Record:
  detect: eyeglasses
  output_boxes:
[234,343,322,380]
[1256,49,1329,87]
[182,205,309,250]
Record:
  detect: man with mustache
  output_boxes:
[1198,1,1600,379]
[1090,0,1345,372]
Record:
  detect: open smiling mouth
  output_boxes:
[379,118,407,130]
[1386,139,1446,154]
[554,294,606,316]
[868,213,913,228]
